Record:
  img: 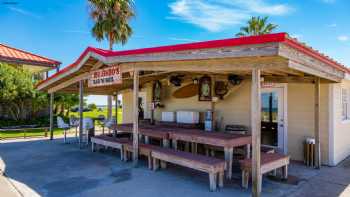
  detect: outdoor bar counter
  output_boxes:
[114,123,252,179]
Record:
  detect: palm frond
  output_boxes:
[235,16,278,37]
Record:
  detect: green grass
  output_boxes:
[70,108,123,123]
[0,128,63,139]
[0,109,123,139]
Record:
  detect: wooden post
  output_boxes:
[251,68,262,197]
[150,82,155,124]
[132,70,140,167]
[314,77,321,169]
[211,75,216,131]
[79,80,84,148]
[107,96,113,120]
[49,92,54,140]
[115,93,118,124]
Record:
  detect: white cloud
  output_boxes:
[337,36,349,42]
[328,23,337,28]
[8,7,42,19]
[168,0,292,32]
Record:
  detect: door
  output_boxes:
[261,87,286,153]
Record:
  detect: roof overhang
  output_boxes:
[36,33,349,94]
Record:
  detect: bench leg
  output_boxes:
[145,136,150,144]
[191,142,197,154]
[185,142,190,152]
[163,139,170,148]
[122,149,128,162]
[209,172,217,192]
[218,171,224,188]
[210,149,215,157]
[271,169,277,177]
[205,146,209,156]
[153,158,160,171]
[148,154,152,170]
[224,147,233,179]
[160,161,167,169]
[282,165,288,180]
[242,170,249,189]
[120,148,124,161]
[246,144,251,159]
[172,139,177,150]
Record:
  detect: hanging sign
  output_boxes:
[88,65,122,87]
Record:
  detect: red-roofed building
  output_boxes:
[0,43,60,79]
[0,43,61,121]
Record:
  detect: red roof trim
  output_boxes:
[104,33,287,56]
[0,43,61,66]
[37,32,350,88]
[283,38,350,73]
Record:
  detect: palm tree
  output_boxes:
[236,16,278,37]
[88,0,134,119]
[88,0,134,50]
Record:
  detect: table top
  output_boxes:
[114,124,251,148]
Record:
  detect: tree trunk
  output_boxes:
[109,32,113,50]
[59,104,64,116]
[66,107,70,117]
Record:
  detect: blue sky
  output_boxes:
[1,0,349,105]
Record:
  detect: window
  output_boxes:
[341,88,349,120]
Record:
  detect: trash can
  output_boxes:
[304,137,315,167]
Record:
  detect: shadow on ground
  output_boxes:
[1,137,349,197]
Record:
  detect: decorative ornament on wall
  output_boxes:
[215,81,228,99]
[228,74,243,86]
[169,75,183,87]
[198,75,212,101]
[153,80,162,102]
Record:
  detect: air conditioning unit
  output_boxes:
[176,111,199,124]
[161,111,176,122]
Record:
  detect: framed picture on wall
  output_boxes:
[153,80,162,102]
[198,75,212,101]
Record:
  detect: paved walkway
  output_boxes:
[0,174,20,197]
[1,137,350,197]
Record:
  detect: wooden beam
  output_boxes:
[133,69,140,167]
[79,80,84,148]
[120,56,288,72]
[48,72,90,93]
[49,92,54,140]
[263,76,315,84]
[315,77,321,168]
[251,68,262,197]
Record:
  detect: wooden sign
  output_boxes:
[88,65,122,87]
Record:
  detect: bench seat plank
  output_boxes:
[239,153,290,189]
[151,148,225,191]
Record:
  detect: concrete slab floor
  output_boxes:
[0,137,349,197]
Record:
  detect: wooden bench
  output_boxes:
[91,136,130,160]
[123,142,161,169]
[152,148,226,191]
[239,153,290,189]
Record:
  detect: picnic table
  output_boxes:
[113,123,252,179]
